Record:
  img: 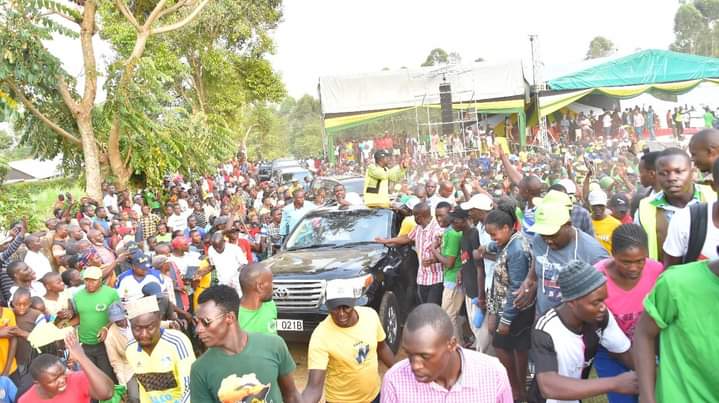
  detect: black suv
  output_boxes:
[256,206,418,352]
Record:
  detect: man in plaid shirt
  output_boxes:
[376,202,444,305]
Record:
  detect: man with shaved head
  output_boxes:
[429,181,456,210]
[380,304,512,402]
[688,128,719,186]
[238,263,276,334]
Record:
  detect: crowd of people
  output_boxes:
[0,118,717,402]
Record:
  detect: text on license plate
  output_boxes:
[277,319,303,331]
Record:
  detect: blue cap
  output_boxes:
[141,282,162,297]
[129,250,152,270]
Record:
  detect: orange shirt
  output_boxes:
[0,308,17,374]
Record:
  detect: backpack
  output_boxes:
[684,202,709,264]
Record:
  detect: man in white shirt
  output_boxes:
[116,251,163,304]
[208,232,247,297]
[23,235,53,279]
[103,184,119,215]
[602,111,612,139]
[167,204,191,233]
[333,184,363,207]
[428,181,456,210]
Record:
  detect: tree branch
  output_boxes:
[56,77,80,115]
[37,11,81,25]
[156,0,191,21]
[5,80,82,146]
[114,0,140,31]
[143,0,169,29]
[151,0,209,35]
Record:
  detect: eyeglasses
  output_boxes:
[193,312,227,328]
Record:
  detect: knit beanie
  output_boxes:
[559,260,607,302]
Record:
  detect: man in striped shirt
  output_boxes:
[125,295,195,403]
[376,202,444,305]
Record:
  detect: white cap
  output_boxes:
[460,194,493,211]
[126,296,160,320]
[558,178,577,195]
[588,190,608,206]
[404,196,421,210]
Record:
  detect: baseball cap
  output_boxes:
[141,282,163,297]
[82,266,103,280]
[608,193,630,213]
[129,250,152,270]
[460,194,493,211]
[108,303,126,322]
[588,190,608,206]
[528,202,570,235]
[533,190,572,209]
[325,279,359,310]
[559,260,607,302]
[558,179,577,195]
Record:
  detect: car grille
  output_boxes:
[272,280,326,309]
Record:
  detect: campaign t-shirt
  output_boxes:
[73,286,120,345]
[643,261,719,402]
[441,229,462,284]
[238,300,277,335]
[595,258,663,339]
[307,306,386,402]
[190,333,296,403]
[533,229,609,315]
[19,371,90,403]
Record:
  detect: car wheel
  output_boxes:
[379,291,400,353]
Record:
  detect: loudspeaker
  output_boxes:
[439,82,453,135]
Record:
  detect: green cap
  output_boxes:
[529,202,570,235]
[533,190,572,209]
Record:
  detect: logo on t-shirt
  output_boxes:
[217,373,270,403]
[95,303,107,312]
[354,342,370,364]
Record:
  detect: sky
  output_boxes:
[270,0,679,98]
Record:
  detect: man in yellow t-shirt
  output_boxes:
[301,284,395,403]
[125,296,195,403]
[588,190,621,253]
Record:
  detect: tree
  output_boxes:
[421,48,449,67]
[670,1,716,55]
[1,0,210,199]
[585,36,615,59]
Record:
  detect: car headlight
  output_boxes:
[326,274,373,300]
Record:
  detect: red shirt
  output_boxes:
[20,371,90,403]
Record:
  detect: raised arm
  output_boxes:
[495,145,523,185]
[65,332,114,400]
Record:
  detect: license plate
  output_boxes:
[277,319,303,331]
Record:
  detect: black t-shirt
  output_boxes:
[460,227,480,298]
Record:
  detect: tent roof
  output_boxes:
[319,60,527,117]
[7,157,61,180]
[548,49,719,90]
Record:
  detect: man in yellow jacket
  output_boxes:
[363,150,409,208]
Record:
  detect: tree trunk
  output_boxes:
[76,113,103,200]
[107,32,149,190]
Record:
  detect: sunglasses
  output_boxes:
[193,312,228,328]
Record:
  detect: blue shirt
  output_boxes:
[0,376,16,403]
[279,202,316,236]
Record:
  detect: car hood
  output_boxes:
[261,244,386,279]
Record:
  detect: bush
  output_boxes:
[0,178,82,232]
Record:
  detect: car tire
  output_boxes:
[379,291,401,353]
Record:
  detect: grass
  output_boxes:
[29,182,84,219]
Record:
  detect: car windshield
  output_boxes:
[285,209,390,250]
[282,171,309,183]
[342,178,365,194]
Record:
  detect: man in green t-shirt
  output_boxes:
[238,264,277,334]
[71,266,120,382]
[190,285,301,403]
[430,204,464,339]
[634,259,719,403]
